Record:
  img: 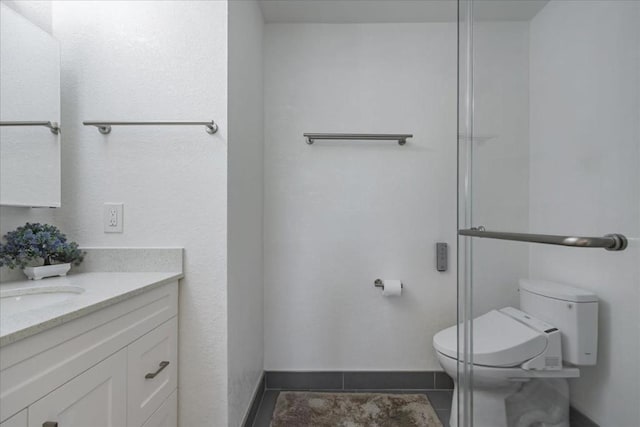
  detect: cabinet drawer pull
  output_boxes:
[43,422,58,427]
[145,361,170,379]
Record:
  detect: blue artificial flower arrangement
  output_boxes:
[0,223,84,269]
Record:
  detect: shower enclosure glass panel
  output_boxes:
[457,1,474,426]
[458,0,639,426]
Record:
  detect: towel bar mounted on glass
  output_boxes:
[303,133,412,145]
[0,121,60,134]
[83,120,218,135]
[459,226,628,251]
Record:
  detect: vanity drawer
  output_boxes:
[127,317,177,427]
[141,390,177,427]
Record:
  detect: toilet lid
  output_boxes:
[433,308,548,367]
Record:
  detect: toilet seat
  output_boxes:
[435,351,580,385]
[433,308,549,367]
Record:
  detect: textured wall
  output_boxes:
[529,1,640,424]
[0,0,52,34]
[264,23,458,371]
[51,1,229,425]
[228,1,265,426]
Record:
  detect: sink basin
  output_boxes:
[0,285,84,317]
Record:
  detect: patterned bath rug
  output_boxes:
[271,391,443,427]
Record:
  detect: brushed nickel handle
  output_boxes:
[43,422,58,427]
[145,361,170,379]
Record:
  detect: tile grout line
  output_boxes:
[263,371,454,392]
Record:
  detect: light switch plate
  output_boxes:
[104,203,123,233]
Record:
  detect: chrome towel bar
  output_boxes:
[459,227,627,251]
[0,121,60,134]
[303,133,412,145]
[83,120,218,135]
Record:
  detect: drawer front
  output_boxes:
[141,390,177,427]
[28,349,127,427]
[127,317,177,427]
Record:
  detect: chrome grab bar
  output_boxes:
[459,227,627,251]
[83,120,218,135]
[303,133,412,145]
[0,121,60,134]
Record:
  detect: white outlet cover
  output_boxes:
[103,203,123,233]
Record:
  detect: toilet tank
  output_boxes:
[519,279,598,366]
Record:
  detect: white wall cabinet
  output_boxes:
[0,282,178,427]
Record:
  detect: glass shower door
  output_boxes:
[456,1,474,426]
[457,1,639,426]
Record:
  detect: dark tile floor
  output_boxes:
[252,389,452,427]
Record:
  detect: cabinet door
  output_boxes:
[28,350,126,427]
[0,410,26,427]
[127,318,177,427]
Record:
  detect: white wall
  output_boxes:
[227,1,264,426]
[470,22,530,316]
[264,23,458,371]
[529,1,640,425]
[51,2,229,425]
[1,0,52,34]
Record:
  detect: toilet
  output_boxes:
[433,279,598,427]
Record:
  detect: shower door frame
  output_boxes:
[457,0,474,426]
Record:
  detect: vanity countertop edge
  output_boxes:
[0,271,183,347]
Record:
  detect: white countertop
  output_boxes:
[0,271,182,347]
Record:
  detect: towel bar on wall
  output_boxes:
[0,121,60,134]
[82,120,218,135]
[303,133,412,145]
[459,227,628,251]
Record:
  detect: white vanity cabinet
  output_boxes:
[0,281,179,427]
[0,410,26,427]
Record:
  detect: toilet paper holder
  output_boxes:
[374,279,403,289]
